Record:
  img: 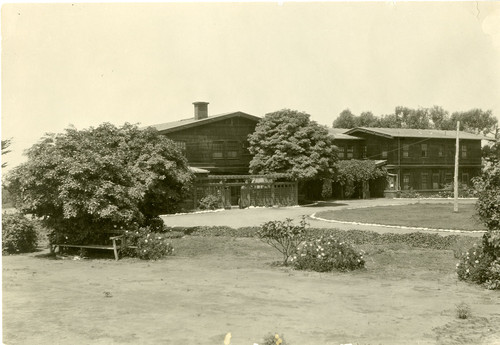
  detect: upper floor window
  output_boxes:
[403,145,409,158]
[438,145,444,158]
[212,141,224,159]
[461,144,467,158]
[226,141,239,159]
[381,145,388,159]
[421,144,428,158]
[346,146,354,159]
[174,141,187,155]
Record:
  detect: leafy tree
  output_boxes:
[248,109,338,180]
[2,138,12,168]
[429,106,451,130]
[6,123,193,243]
[451,109,498,135]
[358,111,379,127]
[333,160,387,198]
[332,109,357,128]
[395,106,432,129]
[331,106,496,135]
[377,113,401,128]
[482,141,500,164]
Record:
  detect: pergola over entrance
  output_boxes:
[193,174,298,209]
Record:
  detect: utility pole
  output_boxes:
[454,121,460,213]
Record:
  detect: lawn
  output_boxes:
[3,235,500,345]
[315,203,488,231]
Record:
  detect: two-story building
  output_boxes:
[147,102,261,175]
[339,127,487,196]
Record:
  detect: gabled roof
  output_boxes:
[328,128,364,140]
[146,111,261,134]
[345,127,490,140]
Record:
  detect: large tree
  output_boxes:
[248,109,338,180]
[6,123,193,241]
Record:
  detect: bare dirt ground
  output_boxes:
[162,199,484,237]
[3,236,500,345]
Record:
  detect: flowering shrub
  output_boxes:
[257,217,307,265]
[2,213,39,254]
[123,227,174,260]
[198,194,223,210]
[292,235,365,272]
[456,240,500,290]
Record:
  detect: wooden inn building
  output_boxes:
[146,103,489,204]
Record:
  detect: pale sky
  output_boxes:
[2,2,500,173]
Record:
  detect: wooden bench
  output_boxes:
[51,234,124,260]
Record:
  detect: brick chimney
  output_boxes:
[193,101,209,120]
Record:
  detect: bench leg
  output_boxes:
[112,240,119,261]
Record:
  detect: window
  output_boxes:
[381,145,388,159]
[421,143,428,158]
[403,145,409,158]
[174,141,187,155]
[432,173,440,189]
[421,172,429,190]
[212,141,224,159]
[461,145,467,158]
[462,173,469,186]
[362,145,367,159]
[438,145,444,158]
[226,141,239,159]
[347,146,354,159]
[445,172,453,184]
[338,146,345,159]
[403,174,411,190]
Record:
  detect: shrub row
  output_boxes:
[161,224,477,251]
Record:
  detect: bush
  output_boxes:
[144,217,165,232]
[292,235,365,272]
[260,333,287,345]
[456,302,471,319]
[257,217,308,265]
[399,188,421,198]
[2,213,39,254]
[456,236,500,290]
[456,164,500,289]
[123,227,174,260]
[198,194,223,210]
[436,183,477,198]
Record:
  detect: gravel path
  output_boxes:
[161,198,483,237]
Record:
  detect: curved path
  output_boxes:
[161,198,484,237]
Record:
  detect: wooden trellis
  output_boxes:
[193,174,298,209]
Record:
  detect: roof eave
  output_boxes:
[153,111,261,134]
[345,127,394,139]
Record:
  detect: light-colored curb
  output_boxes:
[309,213,487,234]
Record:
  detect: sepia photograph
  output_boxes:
[2,2,500,344]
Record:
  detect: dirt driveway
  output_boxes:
[162,199,482,237]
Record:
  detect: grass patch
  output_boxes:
[315,203,487,231]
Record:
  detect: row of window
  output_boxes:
[338,143,470,159]
[174,140,248,160]
[402,172,469,190]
